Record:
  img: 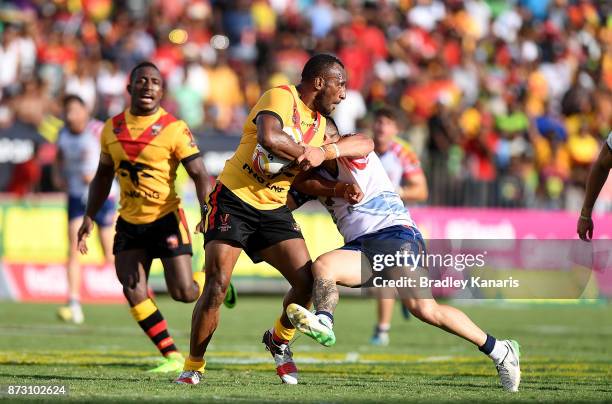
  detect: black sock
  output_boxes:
[315,310,334,325]
[478,333,496,355]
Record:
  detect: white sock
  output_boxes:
[316,314,333,329]
[488,340,509,365]
[377,324,390,333]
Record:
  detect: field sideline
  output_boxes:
[1,297,611,402]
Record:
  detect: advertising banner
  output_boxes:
[1,197,610,301]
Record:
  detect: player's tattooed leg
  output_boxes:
[313,278,338,313]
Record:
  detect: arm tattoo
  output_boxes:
[313,278,339,313]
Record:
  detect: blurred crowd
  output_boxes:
[0,0,611,210]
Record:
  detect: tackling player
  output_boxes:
[77,62,234,373]
[54,94,116,324]
[286,119,521,392]
[175,54,374,385]
[370,107,428,345]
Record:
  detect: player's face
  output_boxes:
[65,101,89,134]
[315,65,347,116]
[128,66,163,115]
[373,116,397,146]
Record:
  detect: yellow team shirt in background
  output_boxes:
[218,85,327,210]
[100,108,200,224]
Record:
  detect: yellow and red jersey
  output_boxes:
[100,108,200,224]
[218,85,327,210]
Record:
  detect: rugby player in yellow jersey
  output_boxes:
[175,54,374,385]
[76,62,235,373]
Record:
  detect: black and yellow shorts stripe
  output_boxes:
[113,209,192,258]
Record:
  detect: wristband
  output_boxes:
[317,146,330,161]
[321,145,335,160]
[331,143,340,158]
[579,215,592,221]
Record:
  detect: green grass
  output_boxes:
[0,297,611,402]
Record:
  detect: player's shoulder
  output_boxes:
[99,118,115,140]
[390,138,419,162]
[259,85,296,103]
[390,137,412,152]
[102,111,125,133]
[165,117,192,140]
[265,84,294,96]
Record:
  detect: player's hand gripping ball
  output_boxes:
[252,127,301,176]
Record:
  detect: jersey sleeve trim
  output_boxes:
[253,110,284,128]
[181,152,202,165]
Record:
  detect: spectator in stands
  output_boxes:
[0,0,609,210]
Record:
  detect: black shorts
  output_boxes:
[205,182,303,262]
[113,209,192,258]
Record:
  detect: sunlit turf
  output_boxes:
[0,297,610,402]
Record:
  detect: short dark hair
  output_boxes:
[63,94,86,108]
[129,61,161,84]
[374,106,398,122]
[301,54,344,82]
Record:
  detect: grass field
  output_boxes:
[0,296,611,402]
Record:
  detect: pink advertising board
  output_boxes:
[410,207,612,297]
[411,207,612,239]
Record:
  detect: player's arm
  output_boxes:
[398,171,429,203]
[172,121,211,233]
[331,133,374,159]
[183,155,212,233]
[292,169,363,204]
[578,142,612,241]
[256,113,305,160]
[77,152,114,254]
[297,133,374,171]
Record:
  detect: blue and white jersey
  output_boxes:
[57,120,104,198]
[57,119,119,201]
[317,151,417,243]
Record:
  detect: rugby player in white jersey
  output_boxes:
[286,119,521,392]
[370,107,428,345]
[53,94,116,324]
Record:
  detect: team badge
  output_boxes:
[292,222,301,233]
[219,213,231,232]
[166,235,179,249]
[152,124,162,136]
[113,120,124,134]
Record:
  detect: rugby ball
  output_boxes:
[252,127,301,176]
